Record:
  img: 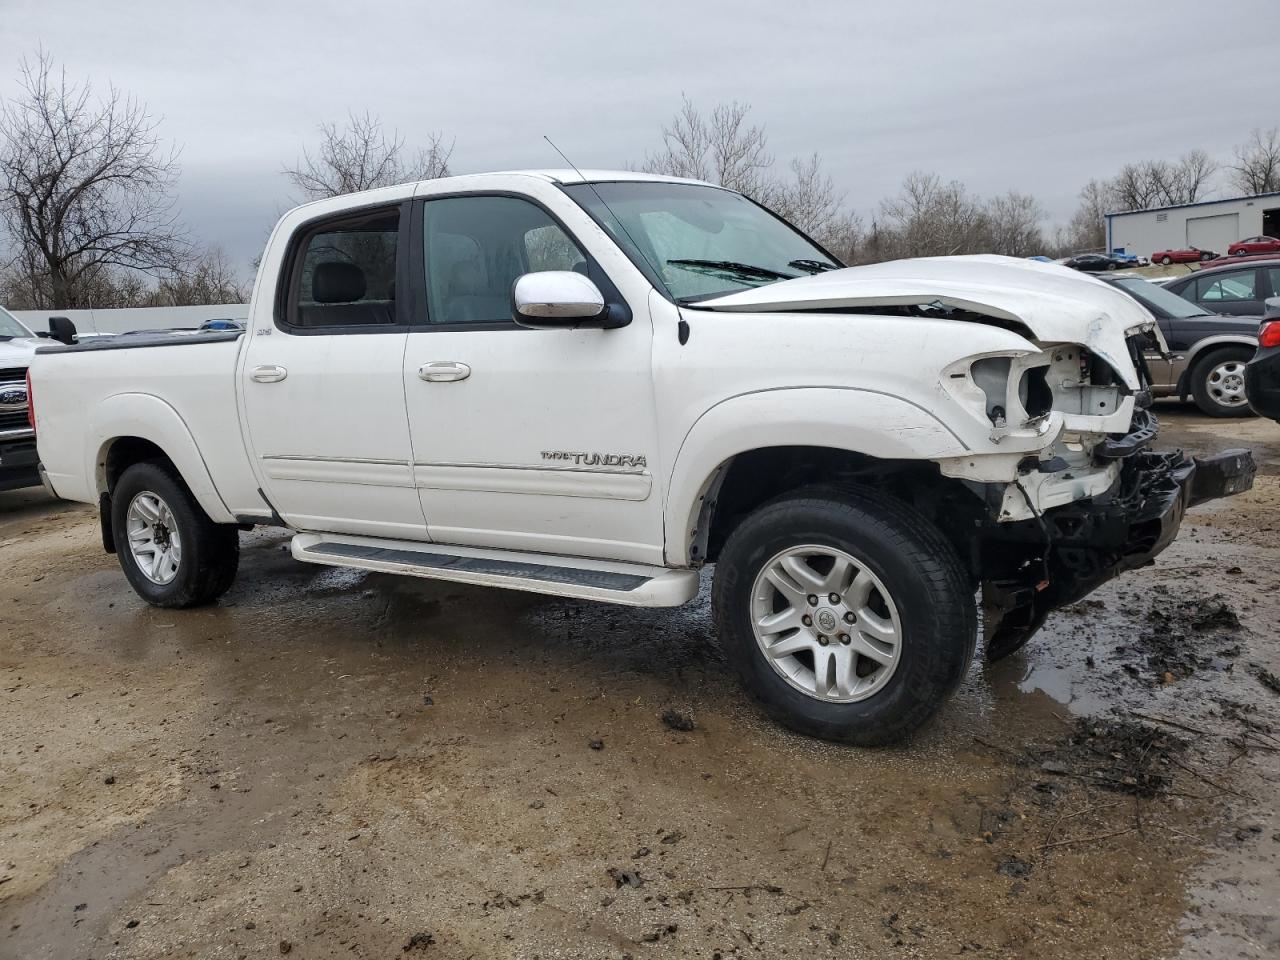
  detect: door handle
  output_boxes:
[251,364,288,383]
[418,361,471,382]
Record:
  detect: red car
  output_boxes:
[1228,235,1280,256]
[1151,246,1217,265]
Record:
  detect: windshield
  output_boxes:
[0,305,33,340]
[562,181,840,302]
[1112,277,1210,319]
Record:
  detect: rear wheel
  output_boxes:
[712,487,976,746]
[1190,347,1254,418]
[1161,255,1173,265]
[111,460,240,607]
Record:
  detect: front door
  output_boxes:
[401,190,663,564]
[240,203,426,539]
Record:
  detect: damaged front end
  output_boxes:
[977,410,1256,660]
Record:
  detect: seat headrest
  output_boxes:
[448,258,485,297]
[312,262,366,303]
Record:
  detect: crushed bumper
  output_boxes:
[980,438,1256,660]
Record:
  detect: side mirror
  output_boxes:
[48,316,78,345]
[511,271,606,329]
[1265,297,1280,320]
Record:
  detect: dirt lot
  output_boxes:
[2,406,1278,960]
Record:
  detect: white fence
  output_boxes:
[14,304,250,336]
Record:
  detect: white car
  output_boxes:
[28,170,1255,744]
[0,306,45,491]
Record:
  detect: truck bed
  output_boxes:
[31,330,263,522]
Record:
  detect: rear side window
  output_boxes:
[1194,270,1256,303]
[422,195,586,325]
[285,208,400,329]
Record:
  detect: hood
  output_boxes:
[697,255,1161,390]
[0,337,40,368]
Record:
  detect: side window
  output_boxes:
[422,196,586,324]
[1195,271,1256,303]
[287,208,399,329]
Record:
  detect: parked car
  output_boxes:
[1063,252,1125,272]
[27,170,1256,745]
[0,306,45,492]
[1228,236,1280,257]
[1151,247,1217,265]
[1110,251,1150,267]
[1245,298,1280,421]
[1102,275,1260,416]
[1163,258,1280,318]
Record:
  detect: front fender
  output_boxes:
[90,392,235,523]
[663,387,969,565]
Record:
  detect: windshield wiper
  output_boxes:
[788,258,837,274]
[666,258,795,281]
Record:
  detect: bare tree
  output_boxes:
[285,112,453,200]
[879,171,989,258]
[1229,128,1280,196]
[1056,178,1116,253]
[1171,149,1217,204]
[772,153,845,238]
[0,51,189,309]
[1109,151,1217,211]
[641,97,846,238]
[984,190,1046,257]
[813,210,864,266]
[144,247,248,306]
[643,97,775,201]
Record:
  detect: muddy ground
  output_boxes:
[2,406,1278,960]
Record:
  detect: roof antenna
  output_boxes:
[542,136,661,280]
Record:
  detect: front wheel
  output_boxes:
[1190,347,1255,418]
[712,487,977,746]
[111,460,240,607]
[1161,255,1173,265]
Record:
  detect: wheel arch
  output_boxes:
[663,388,972,567]
[91,393,235,523]
[1175,336,1258,398]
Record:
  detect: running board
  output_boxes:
[291,533,699,607]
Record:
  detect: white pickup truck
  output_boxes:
[29,170,1255,744]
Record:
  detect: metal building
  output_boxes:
[1106,191,1280,259]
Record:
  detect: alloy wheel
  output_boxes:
[126,491,183,584]
[750,545,902,703]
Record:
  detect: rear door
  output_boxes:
[1190,267,1264,317]
[239,203,427,539]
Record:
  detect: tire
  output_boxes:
[111,460,240,607]
[1189,346,1255,418]
[1161,256,1172,265]
[711,486,977,747]
[1106,262,1117,270]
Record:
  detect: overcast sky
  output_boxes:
[4,0,1274,276]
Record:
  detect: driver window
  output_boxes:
[422,196,586,324]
